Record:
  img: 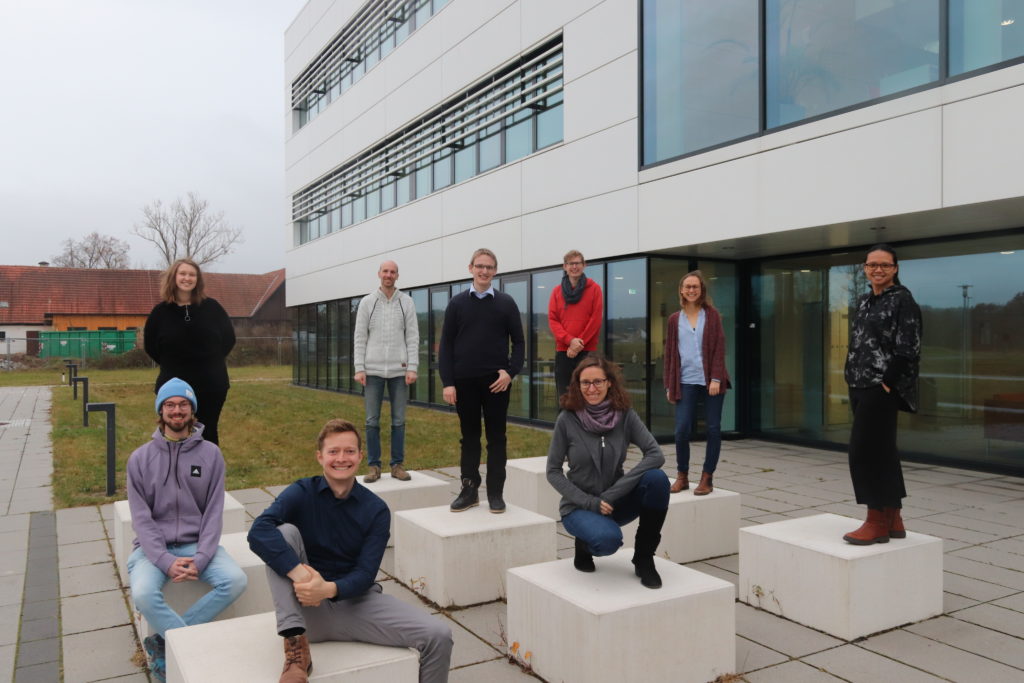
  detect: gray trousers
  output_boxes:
[267,524,453,683]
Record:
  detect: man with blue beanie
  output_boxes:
[127,377,247,681]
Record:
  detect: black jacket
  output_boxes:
[144,298,235,394]
[844,285,922,413]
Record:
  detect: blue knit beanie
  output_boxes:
[155,378,198,414]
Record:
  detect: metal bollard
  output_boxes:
[72,376,89,426]
[87,402,117,496]
[65,362,79,388]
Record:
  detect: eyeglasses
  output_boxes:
[579,379,608,389]
[864,263,896,271]
[565,261,584,267]
[472,263,496,271]
[162,400,192,410]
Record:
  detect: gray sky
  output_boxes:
[0,0,306,273]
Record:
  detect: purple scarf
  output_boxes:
[575,399,622,433]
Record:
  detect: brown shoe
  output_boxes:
[670,472,689,493]
[843,508,890,545]
[886,507,907,539]
[363,466,381,483]
[693,472,713,496]
[390,464,411,481]
[280,634,311,683]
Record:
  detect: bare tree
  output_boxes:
[133,192,244,268]
[51,232,131,269]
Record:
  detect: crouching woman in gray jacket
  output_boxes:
[547,355,670,588]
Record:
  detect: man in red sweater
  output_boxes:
[548,250,603,403]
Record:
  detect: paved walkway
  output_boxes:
[3,385,1024,681]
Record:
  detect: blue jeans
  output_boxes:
[561,470,669,556]
[674,383,724,474]
[128,544,247,637]
[363,375,408,468]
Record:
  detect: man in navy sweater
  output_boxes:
[247,419,452,683]
[440,248,525,513]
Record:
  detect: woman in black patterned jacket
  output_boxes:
[842,244,922,545]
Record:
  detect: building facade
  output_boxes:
[285,0,1024,474]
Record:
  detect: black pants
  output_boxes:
[848,385,906,508]
[554,351,589,405]
[454,373,510,492]
[197,387,228,446]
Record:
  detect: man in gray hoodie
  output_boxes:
[126,377,247,682]
[353,260,419,483]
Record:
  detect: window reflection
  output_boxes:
[501,277,531,419]
[607,260,648,420]
[532,269,563,422]
[949,0,1024,75]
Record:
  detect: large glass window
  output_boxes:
[606,259,648,421]
[501,277,531,419]
[766,0,940,128]
[532,268,563,422]
[949,0,1024,75]
[642,0,759,164]
[429,287,450,405]
[409,288,429,403]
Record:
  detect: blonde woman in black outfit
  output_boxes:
[144,258,235,446]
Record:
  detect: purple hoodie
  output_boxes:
[126,422,226,574]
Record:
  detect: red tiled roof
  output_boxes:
[0,265,285,324]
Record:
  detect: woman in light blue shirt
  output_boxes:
[663,271,731,495]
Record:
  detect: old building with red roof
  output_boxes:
[0,265,286,354]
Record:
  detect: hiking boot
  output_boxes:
[363,466,381,483]
[143,634,166,683]
[390,464,411,481]
[450,479,479,512]
[280,634,312,683]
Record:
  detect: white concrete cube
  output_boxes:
[361,471,453,546]
[620,487,741,563]
[134,531,273,640]
[504,456,565,519]
[394,504,557,607]
[114,492,245,583]
[166,611,419,683]
[507,551,735,683]
[738,513,943,640]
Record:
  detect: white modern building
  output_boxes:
[285,0,1024,474]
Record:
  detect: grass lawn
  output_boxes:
[43,367,554,508]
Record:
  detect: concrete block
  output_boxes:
[394,505,557,607]
[738,513,944,640]
[621,487,741,563]
[113,493,245,584]
[362,471,453,546]
[504,456,564,519]
[507,551,735,683]
[166,611,419,683]
[134,532,272,640]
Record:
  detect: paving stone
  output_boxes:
[61,590,130,635]
[20,598,57,623]
[18,617,57,643]
[952,602,1024,639]
[13,659,60,683]
[448,617,503,668]
[993,593,1024,612]
[925,512,1023,538]
[0,604,18,646]
[944,555,1024,591]
[0,643,12,683]
[56,520,106,545]
[943,572,1021,603]
[57,539,110,568]
[244,501,270,518]
[56,506,101,526]
[735,603,843,658]
[803,643,949,682]
[60,561,119,597]
[0,573,25,608]
[448,600,508,651]
[735,634,789,673]
[227,487,274,504]
[62,624,144,683]
[906,614,1024,669]
[952,544,1024,572]
[859,627,1024,681]
[743,659,847,682]
[15,637,59,667]
[379,577,436,613]
[942,591,978,613]
[0,548,27,575]
[447,656,536,682]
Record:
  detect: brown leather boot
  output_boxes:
[886,507,907,539]
[280,634,312,683]
[670,472,689,493]
[843,508,890,545]
[693,472,713,496]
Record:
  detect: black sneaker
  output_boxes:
[450,479,479,512]
[487,491,506,514]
